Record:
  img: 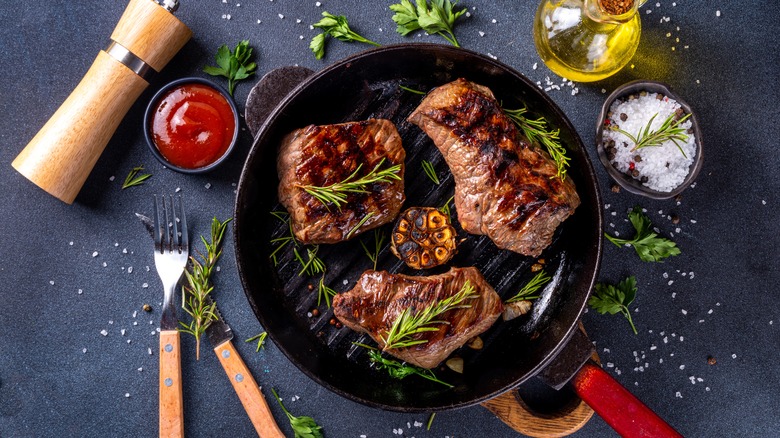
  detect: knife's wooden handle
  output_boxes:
[214,340,285,438]
[159,330,184,438]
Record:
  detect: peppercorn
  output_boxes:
[675,108,685,119]
[640,176,649,183]
[631,169,640,178]
[656,93,664,100]
[707,356,717,365]
[620,113,628,122]
[329,318,336,326]
[143,304,152,312]
[335,322,343,329]
[311,308,320,317]
[671,215,680,224]
[674,194,683,202]
[307,284,314,291]
[633,155,642,162]
[639,90,647,97]
[530,263,543,272]
[611,184,621,193]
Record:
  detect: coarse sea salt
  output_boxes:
[602,92,696,192]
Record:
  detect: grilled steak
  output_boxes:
[277,119,406,244]
[333,267,503,369]
[407,79,580,257]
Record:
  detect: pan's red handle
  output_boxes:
[572,362,683,437]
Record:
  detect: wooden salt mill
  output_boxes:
[12,0,192,204]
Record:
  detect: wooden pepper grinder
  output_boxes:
[12,0,192,204]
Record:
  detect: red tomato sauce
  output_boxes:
[150,83,236,169]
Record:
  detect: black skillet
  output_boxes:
[234,44,680,436]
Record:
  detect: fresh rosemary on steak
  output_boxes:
[310,12,380,60]
[297,158,402,210]
[605,206,681,262]
[354,343,453,387]
[399,84,426,95]
[345,212,375,239]
[180,217,232,360]
[121,166,151,189]
[390,0,467,47]
[503,106,570,180]
[381,280,478,350]
[589,276,638,334]
[506,270,551,303]
[611,112,691,157]
[421,159,441,185]
[439,195,455,220]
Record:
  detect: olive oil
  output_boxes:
[533,0,642,82]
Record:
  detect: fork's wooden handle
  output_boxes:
[159,330,184,438]
[214,340,285,438]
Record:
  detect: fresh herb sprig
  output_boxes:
[504,106,570,180]
[390,0,467,47]
[421,160,441,185]
[346,213,375,239]
[310,12,380,60]
[606,206,681,262]
[296,246,326,277]
[317,275,337,308]
[122,166,151,189]
[506,270,551,303]
[399,84,426,95]
[179,217,232,360]
[427,413,436,430]
[203,40,257,96]
[382,281,478,350]
[297,158,402,210]
[271,388,324,438]
[245,332,268,352]
[360,229,387,270]
[588,276,638,334]
[611,112,691,157]
[354,343,453,387]
[439,195,455,220]
[269,211,296,266]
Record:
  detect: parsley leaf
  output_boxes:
[588,276,638,334]
[310,12,380,60]
[271,388,324,438]
[605,206,681,262]
[203,40,257,96]
[390,0,467,47]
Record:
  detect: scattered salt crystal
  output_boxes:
[635,381,639,386]
[125,393,130,398]
[603,348,611,353]
[142,283,148,288]
[126,340,131,344]
[697,377,704,382]
[299,35,304,40]
[78,289,83,295]
[343,279,349,285]
[486,53,497,60]
[414,421,423,427]
[205,183,212,189]
[278,14,284,19]
[128,267,133,273]
[148,348,153,355]
[69,241,74,246]
[491,19,497,23]
[681,309,687,315]
[315,1,321,6]
[123,248,128,254]
[663,337,668,344]
[138,367,143,372]
[92,251,99,257]
[716,10,721,17]
[296,19,301,23]
[49,280,55,285]
[679,336,684,342]
[82,348,87,353]
[663,272,669,279]
[121,329,126,336]
[731,354,736,359]
[133,322,138,326]
[607,362,614,368]
[659,358,664,364]
[601,88,607,94]
[100,330,108,336]
[109,176,115,181]
[706,387,711,391]
[675,391,682,398]
[478,31,485,37]
[762,200,766,205]
[102,262,107,267]
[650,345,657,350]
[771,321,774,325]
[532,62,538,70]
[699,320,705,323]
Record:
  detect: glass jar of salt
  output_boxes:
[533,0,645,82]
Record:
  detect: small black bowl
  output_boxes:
[144,77,239,174]
[596,80,703,199]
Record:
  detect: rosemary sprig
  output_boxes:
[297,158,402,210]
[503,106,570,180]
[421,160,441,185]
[296,246,326,277]
[506,270,551,303]
[611,112,691,157]
[381,281,478,350]
[354,343,453,387]
[245,332,268,352]
[317,275,337,308]
[360,229,387,270]
[427,413,436,430]
[122,166,151,189]
[271,388,324,438]
[346,212,374,239]
[439,195,455,220]
[179,217,232,360]
[399,84,426,95]
[270,211,296,266]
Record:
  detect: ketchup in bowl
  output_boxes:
[145,78,238,173]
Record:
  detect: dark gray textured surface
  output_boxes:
[1,1,778,437]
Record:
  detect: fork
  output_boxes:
[153,195,188,438]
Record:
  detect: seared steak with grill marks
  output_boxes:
[277,119,406,244]
[407,79,580,257]
[333,267,503,369]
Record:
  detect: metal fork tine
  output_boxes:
[170,195,180,253]
[179,196,189,253]
[163,195,171,253]
[153,195,162,252]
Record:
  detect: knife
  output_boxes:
[204,296,285,438]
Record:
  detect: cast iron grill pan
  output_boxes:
[234,44,602,412]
